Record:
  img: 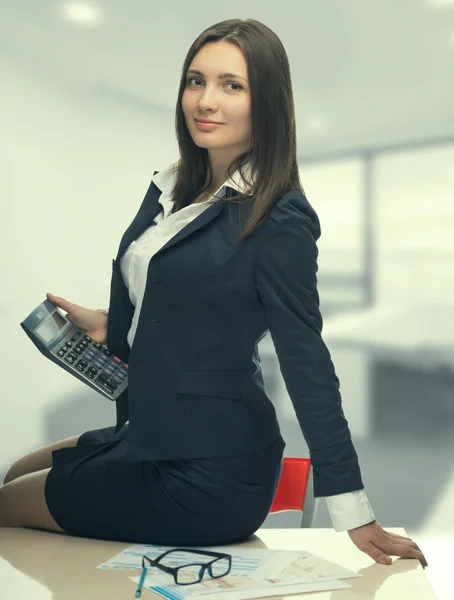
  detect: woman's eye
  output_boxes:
[227,82,243,91]
[186,77,242,91]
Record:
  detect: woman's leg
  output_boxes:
[2,435,81,485]
[0,468,64,532]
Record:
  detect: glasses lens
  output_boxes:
[176,564,204,585]
[210,557,230,578]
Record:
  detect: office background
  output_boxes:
[1,1,453,539]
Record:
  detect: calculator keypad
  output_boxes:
[56,332,127,396]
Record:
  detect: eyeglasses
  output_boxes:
[135,548,232,597]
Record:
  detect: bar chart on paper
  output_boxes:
[98,543,360,600]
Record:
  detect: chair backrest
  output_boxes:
[269,457,318,528]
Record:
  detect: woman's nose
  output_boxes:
[197,88,218,110]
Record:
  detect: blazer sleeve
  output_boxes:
[255,192,364,498]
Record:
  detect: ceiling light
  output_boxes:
[428,0,454,7]
[59,1,104,27]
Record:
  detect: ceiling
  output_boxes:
[1,0,453,160]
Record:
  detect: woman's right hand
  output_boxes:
[46,292,108,345]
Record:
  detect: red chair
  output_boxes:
[269,457,318,528]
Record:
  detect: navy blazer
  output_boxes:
[106,175,363,498]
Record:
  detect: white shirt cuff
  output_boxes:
[324,489,376,532]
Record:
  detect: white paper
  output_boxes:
[250,549,360,584]
[99,543,360,600]
[129,573,351,599]
[97,544,271,573]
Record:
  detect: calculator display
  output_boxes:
[34,311,70,346]
[21,299,128,401]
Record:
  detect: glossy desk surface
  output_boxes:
[0,527,442,600]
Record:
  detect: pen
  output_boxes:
[135,566,147,598]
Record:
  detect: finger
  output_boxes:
[46,293,72,312]
[387,537,419,550]
[385,534,427,566]
[386,532,419,545]
[386,531,412,540]
[390,542,427,567]
[362,541,392,565]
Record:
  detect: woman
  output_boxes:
[1,18,426,567]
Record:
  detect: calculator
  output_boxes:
[21,299,128,400]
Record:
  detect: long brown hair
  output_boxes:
[170,18,305,244]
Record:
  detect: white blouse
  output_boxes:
[120,164,220,349]
[118,160,375,533]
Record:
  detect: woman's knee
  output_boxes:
[3,462,23,485]
[0,468,65,532]
[2,435,81,485]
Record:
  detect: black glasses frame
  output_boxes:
[141,548,232,586]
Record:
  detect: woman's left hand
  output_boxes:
[347,520,428,568]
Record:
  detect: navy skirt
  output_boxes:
[45,424,285,546]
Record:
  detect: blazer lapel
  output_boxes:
[153,199,227,260]
[115,181,228,262]
[116,190,162,261]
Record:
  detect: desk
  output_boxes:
[0,527,440,600]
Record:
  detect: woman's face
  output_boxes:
[182,41,252,157]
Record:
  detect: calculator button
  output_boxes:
[101,372,116,383]
[84,354,94,362]
[71,332,81,341]
[74,347,83,355]
[57,349,65,357]
[93,342,102,349]
[66,341,73,348]
[93,360,104,369]
[69,351,78,360]
[96,379,114,394]
[65,356,75,364]
[112,356,121,364]
[61,345,68,352]
[121,364,128,371]
[112,375,123,385]
[97,373,118,389]
[80,340,89,347]
[86,371,95,379]
[75,362,86,372]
